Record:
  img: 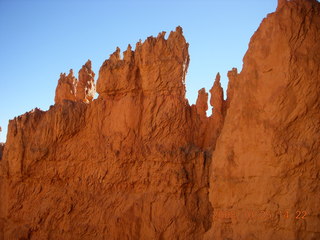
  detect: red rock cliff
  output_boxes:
[205,0,320,239]
[0,27,215,239]
[0,0,320,239]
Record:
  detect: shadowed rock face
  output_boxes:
[0,127,3,160]
[0,143,4,161]
[0,0,320,239]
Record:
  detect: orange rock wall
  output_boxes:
[0,27,215,240]
[205,0,320,239]
[0,1,320,239]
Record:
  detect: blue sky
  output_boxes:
[0,0,277,142]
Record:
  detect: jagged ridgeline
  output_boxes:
[0,0,320,239]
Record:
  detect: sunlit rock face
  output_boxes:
[205,0,320,239]
[1,0,320,239]
[0,26,216,239]
[55,60,95,104]
[76,60,96,103]
[54,69,78,104]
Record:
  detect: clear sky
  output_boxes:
[0,0,277,142]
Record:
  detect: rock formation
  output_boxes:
[0,143,3,161]
[0,26,214,239]
[225,67,238,111]
[54,70,77,104]
[204,0,320,239]
[55,60,96,104]
[195,88,208,119]
[0,0,320,239]
[0,126,3,161]
[76,60,96,103]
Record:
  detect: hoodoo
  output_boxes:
[0,0,319,239]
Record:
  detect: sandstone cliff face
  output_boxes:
[0,27,215,239]
[205,0,320,239]
[0,0,319,239]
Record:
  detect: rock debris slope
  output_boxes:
[0,0,320,239]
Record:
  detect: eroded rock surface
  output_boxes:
[76,60,96,103]
[0,1,320,239]
[0,143,4,161]
[195,88,208,119]
[55,60,96,104]
[0,27,215,240]
[0,126,4,161]
[54,70,77,104]
[205,0,320,239]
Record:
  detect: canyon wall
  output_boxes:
[0,0,319,239]
[0,27,217,240]
[205,0,320,239]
